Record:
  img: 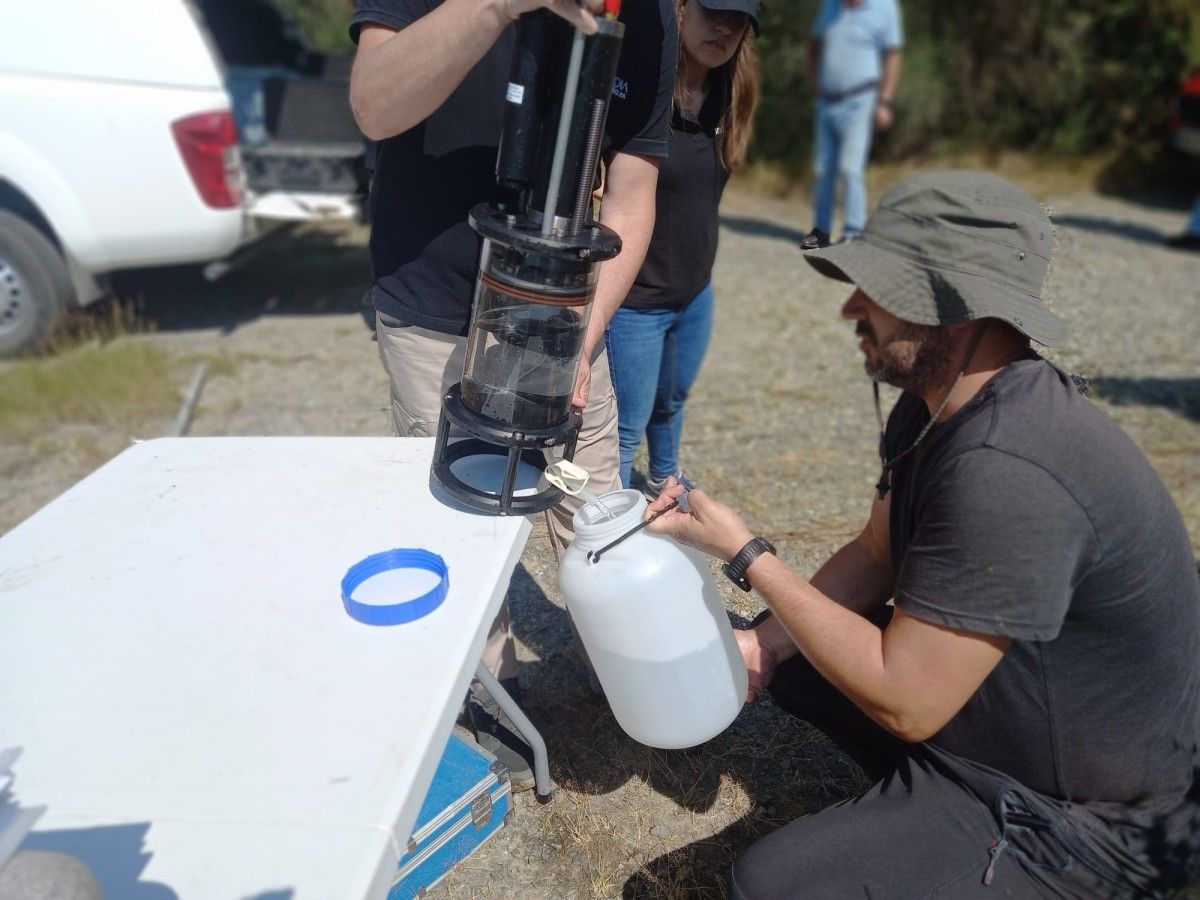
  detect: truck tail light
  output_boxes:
[171,111,242,209]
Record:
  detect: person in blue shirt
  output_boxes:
[799,0,903,250]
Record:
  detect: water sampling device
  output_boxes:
[431,4,625,515]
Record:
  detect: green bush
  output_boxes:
[279,0,1197,177]
[754,0,1195,172]
[275,0,354,53]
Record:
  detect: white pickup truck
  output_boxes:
[0,0,367,356]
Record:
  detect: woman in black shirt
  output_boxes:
[605,0,762,493]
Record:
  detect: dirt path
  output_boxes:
[3,184,1198,898]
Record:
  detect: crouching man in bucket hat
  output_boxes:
[648,171,1200,897]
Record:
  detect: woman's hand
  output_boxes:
[644,479,755,563]
[571,354,592,409]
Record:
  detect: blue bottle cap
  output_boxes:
[340,549,450,626]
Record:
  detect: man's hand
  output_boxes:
[734,628,779,704]
[874,100,894,131]
[572,354,592,410]
[645,481,755,562]
[504,0,602,33]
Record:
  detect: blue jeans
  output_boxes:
[605,283,715,488]
[812,92,876,238]
[1188,195,1200,235]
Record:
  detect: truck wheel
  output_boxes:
[0,210,74,357]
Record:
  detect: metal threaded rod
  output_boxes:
[542,28,587,237]
[571,99,607,232]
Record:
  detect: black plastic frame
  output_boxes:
[431,383,581,515]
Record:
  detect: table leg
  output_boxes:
[473,663,555,800]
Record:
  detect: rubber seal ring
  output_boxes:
[340,549,450,626]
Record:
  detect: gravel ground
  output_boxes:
[3,181,1198,898]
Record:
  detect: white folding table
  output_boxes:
[0,437,538,899]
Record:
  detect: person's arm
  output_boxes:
[572,150,661,408]
[350,0,601,141]
[807,0,833,91]
[741,546,1008,741]
[874,49,902,131]
[739,489,895,700]
[647,483,1010,740]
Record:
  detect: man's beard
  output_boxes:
[858,321,954,394]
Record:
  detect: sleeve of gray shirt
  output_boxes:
[894,447,1099,641]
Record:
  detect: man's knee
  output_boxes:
[837,163,864,185]
[729,818,836,900]
[375,318,463,436]
[389,395,436,437]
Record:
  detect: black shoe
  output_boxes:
[463,692,537,794]
[1165,232,1200,251]
[799,228,831,251]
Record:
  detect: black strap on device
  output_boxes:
[722,537,776,592]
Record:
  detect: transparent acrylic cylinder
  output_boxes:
[460,240,596,430]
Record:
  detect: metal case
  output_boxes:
[389,733,513,900]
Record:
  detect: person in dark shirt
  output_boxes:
[605,0,761,495]
[648,171,1200,896]
[348,0,676,789]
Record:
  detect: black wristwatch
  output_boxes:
[722,537,777,592]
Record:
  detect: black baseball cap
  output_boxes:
[697,0,762,36]
[804,171,1066,346]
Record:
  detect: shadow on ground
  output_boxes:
[1053,214,1181,246]
[719,215,808,246]
[106,226,374,335]
[1091,376,1200,423]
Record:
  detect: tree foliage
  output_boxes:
[756,0,1196,169]
[278,0,1198,171]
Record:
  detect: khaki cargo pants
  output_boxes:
[376,314,621,680]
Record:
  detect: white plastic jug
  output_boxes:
[559,489,748,749]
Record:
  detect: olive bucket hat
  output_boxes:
[804,171,1066,346]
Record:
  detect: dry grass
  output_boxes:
[733,148,1114,203]
[0,300,253,531]
[0,341,178,443]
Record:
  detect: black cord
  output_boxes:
[586,499,680,563]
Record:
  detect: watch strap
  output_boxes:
[722,537,777,592]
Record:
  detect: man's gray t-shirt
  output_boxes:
[884,357,1199,825]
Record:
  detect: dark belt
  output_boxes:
[820,80,880,102]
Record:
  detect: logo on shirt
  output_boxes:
[612,77,629,100]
